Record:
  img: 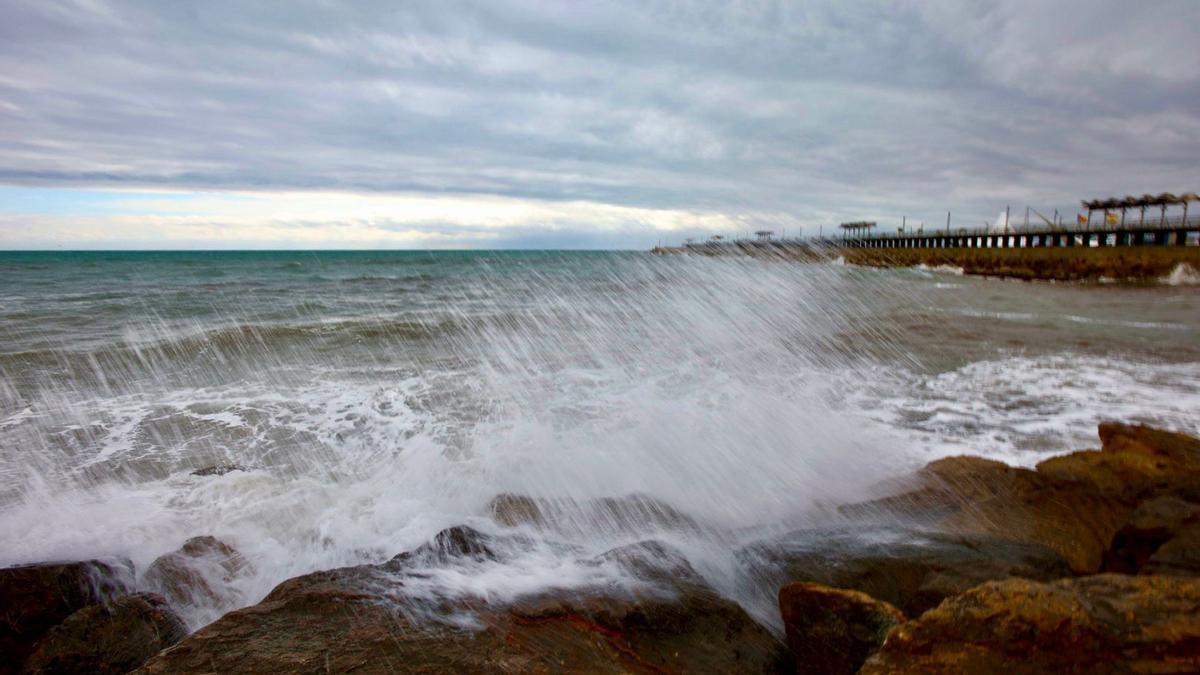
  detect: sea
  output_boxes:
[1,250,1198,629]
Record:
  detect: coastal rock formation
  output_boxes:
[839,423,1200,574]
[1104,496,1200,573]
[0,559,132,674]
[745,529,1070,617]
[1141,523,1200,577]
[778,582,904,675]
[590,539,704,587]
[137,567,787,673]
[489,492,699,535]
[860,575,1200,674]
[22,593,187,675]
[144,536,251,617]
[1037,423,1200,504]
[385,525,501,568]
[902,454,1129,572]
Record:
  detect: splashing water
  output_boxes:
[1,250,1197,629]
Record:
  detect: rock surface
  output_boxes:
[901,454,1129,572]
[143,536,251,628]
[1142,523,1200,577]
[489,492,699,535]
[139,525,788,673]
[1104,496,1200,573]
[137,568,788,673]
[778,582,903,675]
[22,593,187,675]
[861,574,1200,674]
[0,559,131,674]
[745,529,1071,617]
[1037,422,1200,504]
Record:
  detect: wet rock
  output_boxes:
[490,494,545,528]
[385,525,500,569]
[143,536,250,620]
[1104,496,1200,573]
[488,493,699,535]
[190,464,245,477]
[1142,523,1200,577]
[860,574,1200,674]
[590,539,704,587]
[22,593,187,675]
[0,559,131,674]
[136,564,789,674]
[744,528,1071,617]
[1037,422,1200,504]
[778,582,904,675]
[843,452,1131,573]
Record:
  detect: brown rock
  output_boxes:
[861,574,1200,674]
[385,525,501,570]
[744,528,1071,617]
[488,493,699,535]
[1142,523,1200,577]
[922,455,1131,572]
[1037,422,1200,504]
[590,540,704,588]
[136,564,788,674]
[22,593,187,675]
[778,582,904,675]
[143,536,250,621]
[839,452,1129,574]
[1104,497,1200,573]
[0,559,131,674]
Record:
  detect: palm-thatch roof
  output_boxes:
[1082,192,1196,209]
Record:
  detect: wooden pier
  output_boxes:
[838,193,1200,250]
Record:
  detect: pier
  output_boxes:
[655,193,1200,281]
[837,193,1200,250]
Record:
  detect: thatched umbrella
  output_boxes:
[1180,192,1198,227]
[1119,195,1142,227]
[1081,199,1098,227]
[1155,193,1180,226]
[1140,193,1157,225]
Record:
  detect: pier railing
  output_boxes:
[682,213,1200,252]
[834,212,1200,250]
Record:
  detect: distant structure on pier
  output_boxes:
[754,230,774,241]
[839,221,876,238]
[1081,193,1198,228]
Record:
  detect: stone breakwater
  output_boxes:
[841,245,1200,282]
[4,422,1200,673]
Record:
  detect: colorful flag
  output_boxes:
[1106,212,1119,224]
[1077,214,1087,225]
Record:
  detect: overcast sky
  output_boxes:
[2,0,1198,249]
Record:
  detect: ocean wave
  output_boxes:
[1161,263,1200,286]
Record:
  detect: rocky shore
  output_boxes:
[4,422,1200,673]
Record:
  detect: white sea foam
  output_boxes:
[915,263,965,276]
[1161,263,1200,286]
[845,355,1200,468]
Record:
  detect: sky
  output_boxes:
[1,0,1198,249]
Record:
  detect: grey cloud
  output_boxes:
[1,0,1198,242]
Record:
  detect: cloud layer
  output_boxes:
[1,0,1198,247]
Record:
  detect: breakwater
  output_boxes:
[841,245,1200,282]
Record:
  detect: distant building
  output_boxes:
[838,221,876,238]
[754,230,774,241]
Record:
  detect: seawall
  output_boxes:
[840,245,1200,282]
